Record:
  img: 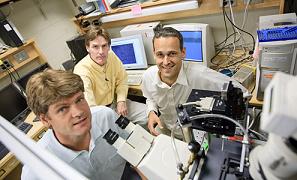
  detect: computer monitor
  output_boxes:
[164,23,215,67]
[0,84,28,123]
[16,63,49,91]
[111,34,148,70]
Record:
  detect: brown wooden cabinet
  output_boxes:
[0,39,48,179]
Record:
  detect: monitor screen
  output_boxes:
[180,31,203,62]
[164,23,215,67]
[111,34,148,70]
[16,63,49,91]
[0,84,28,122]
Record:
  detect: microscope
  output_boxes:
[249,72,297,180]
[103,115,193,180]
[104,74,297,180]
[103,81,249,179]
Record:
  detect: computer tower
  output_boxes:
[66,35,88,63]
[0,20,24,47]
[255,41,297,101]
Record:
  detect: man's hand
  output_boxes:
[116,101,128,116]
[147,111,163,136]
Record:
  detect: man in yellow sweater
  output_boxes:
[74,26,147,126]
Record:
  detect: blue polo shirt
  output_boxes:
[21,106,127,180]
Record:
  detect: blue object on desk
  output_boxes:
[219,69,233,77]
[257,26,297,42]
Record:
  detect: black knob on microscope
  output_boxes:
[178,104,183,109]
[188,141,201,154]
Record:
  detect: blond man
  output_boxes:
[21,69,141,180]
[73,27,147,127]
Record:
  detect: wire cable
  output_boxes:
[224,8,255,52]
[211,5,230,66]
[242,0,251,29]
[215,32,237,48]
[228,0,240,52]
[249,129,267,141]
[189,113,249,172]
[7,68,17,81]
[5,69,13,83]
[170,123,184,177]
[248,107,256,129]
[218,55,252,69]
[11,66,21,79]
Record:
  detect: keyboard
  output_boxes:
[127,74,143,86]
[0,122,32,160]
[0,142,10,160]
[257,26,297,42]
[17,122,33,134]
[126,70,145,86]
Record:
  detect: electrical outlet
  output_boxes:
[0,60,6,71]
[219,0,236,7]
[1,59,13,70]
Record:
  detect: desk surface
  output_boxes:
[128,82,263,107]
[0,113,47,179]
[249,89,263,107]
[128,59,263,107]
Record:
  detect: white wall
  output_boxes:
[1,0,82,69]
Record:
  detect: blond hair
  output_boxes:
[26,69,84,116]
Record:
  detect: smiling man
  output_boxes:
[73,27,147,127]
[21,69,141,180]
[141,26,247,139]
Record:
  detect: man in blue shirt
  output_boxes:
[21,69,141,180]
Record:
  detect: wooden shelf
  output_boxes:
[0,39,47,80]
[106,0,183,14]
[0,55,39,79]
[73,0,284,32]
[0,39,34,59]
[104,0,282,28]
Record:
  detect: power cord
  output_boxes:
[223,6,255,54]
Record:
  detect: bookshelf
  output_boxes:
[0,39,47,80]
[72,0,284,33]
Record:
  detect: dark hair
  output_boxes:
[85,26,111,47]
[153,24,184,51]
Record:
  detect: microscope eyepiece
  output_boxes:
[115,115,130,129]
[103,129,119,145]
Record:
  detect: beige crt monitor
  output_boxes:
[111,34,148,70]
[120,21,160,65]
[164,23,215,67]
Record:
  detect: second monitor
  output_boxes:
[164,23,215,67]
[111,34,148,70]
